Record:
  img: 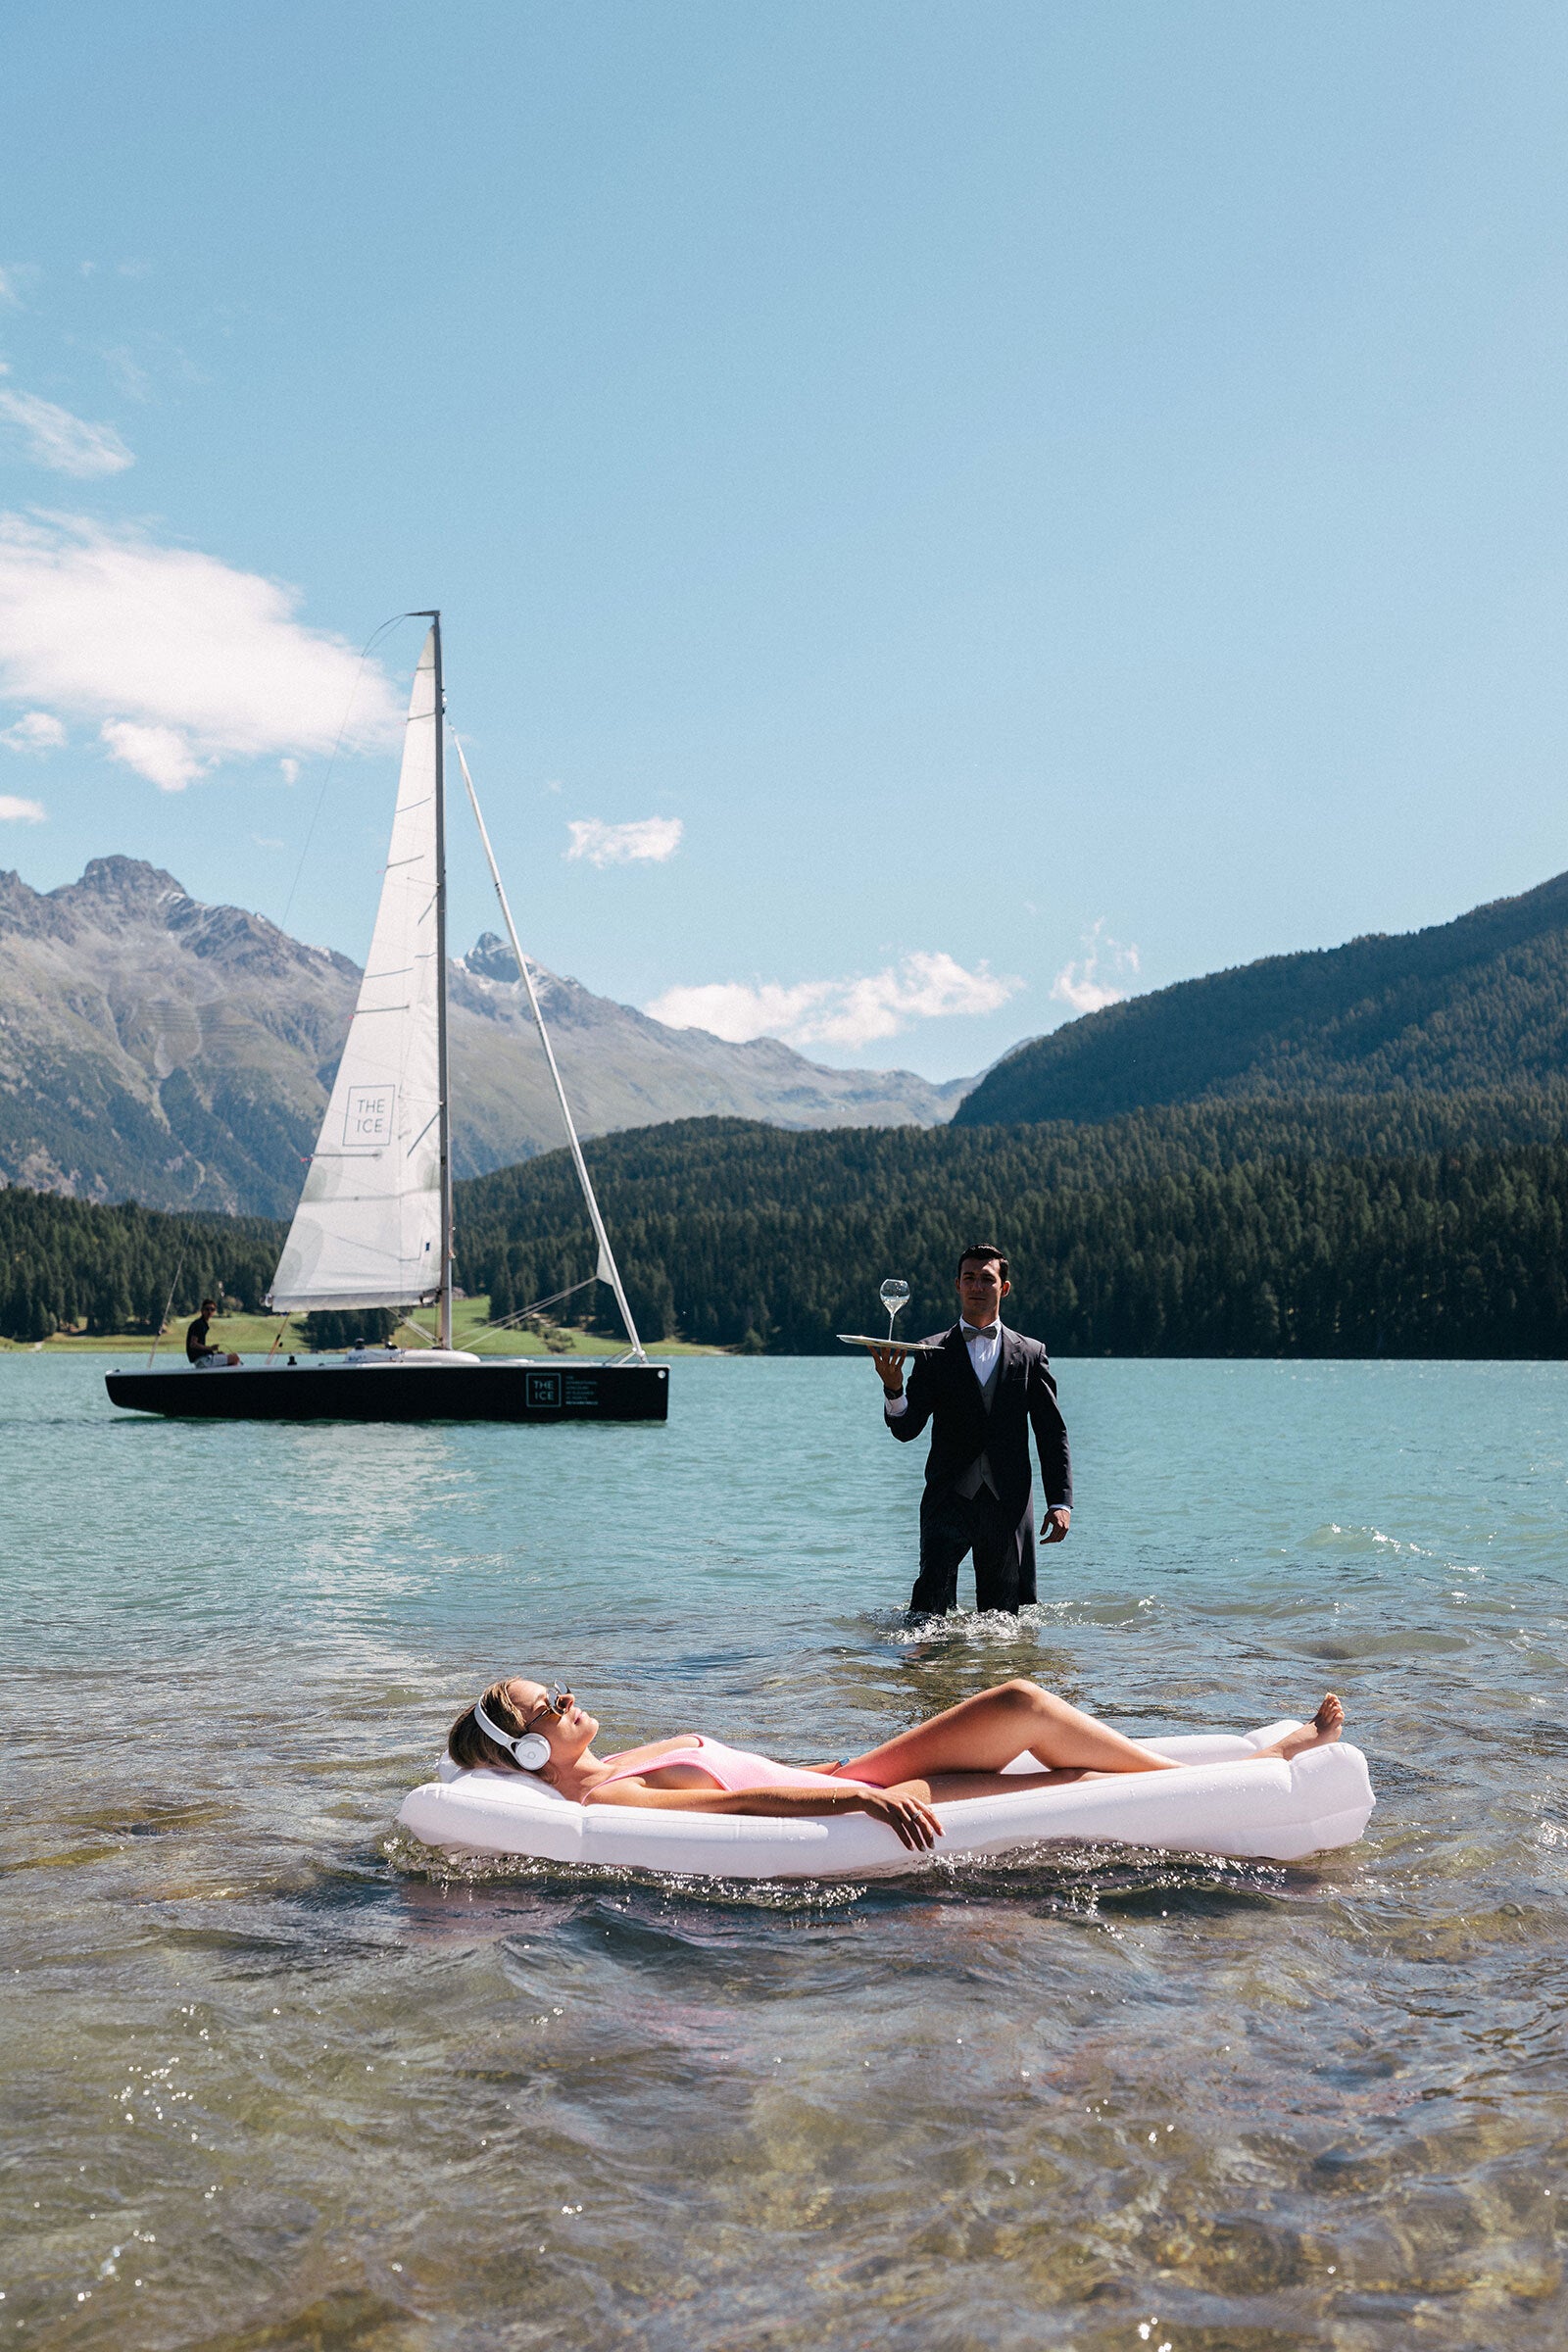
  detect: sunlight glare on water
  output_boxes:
[5,1354,1568,2348]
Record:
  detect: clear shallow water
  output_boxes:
[5,1354,1568,2350]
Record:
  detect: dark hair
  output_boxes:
[201,1298,218,1314]
[957,1244,1008,1282]
[447,1679,530,1772]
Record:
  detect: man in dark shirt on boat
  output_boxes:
[186,1299,240,1368]
[868,1244,1071,1619]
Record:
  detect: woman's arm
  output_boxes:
[582,1776,943,1851]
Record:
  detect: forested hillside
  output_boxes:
[0,1189,282,1343]
[9,1088,1568,1354]
[457,1093,1568,1358]
[956,868,1568,1125]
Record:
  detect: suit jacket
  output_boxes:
[887,1323,1072,1521]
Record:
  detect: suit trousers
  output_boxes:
[909,1485,1038,1617]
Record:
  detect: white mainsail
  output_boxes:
[268,627,445,1313]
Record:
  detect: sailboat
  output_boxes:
[106,616,668,1424]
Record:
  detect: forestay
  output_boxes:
[269,628,444,1312]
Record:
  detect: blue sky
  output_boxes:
[0,2,1564,1078]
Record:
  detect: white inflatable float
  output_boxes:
[397,1721,1375,1880]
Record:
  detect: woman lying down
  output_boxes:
[450,1676,1346,1853]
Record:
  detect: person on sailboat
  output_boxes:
[448,1678,1348,1853]
[185,1299,239,1367]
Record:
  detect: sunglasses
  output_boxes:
[523,1683,574,1726]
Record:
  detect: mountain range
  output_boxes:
[957,869,1568,1125]
[0,858,967,1215]
[7,856,1567,1222]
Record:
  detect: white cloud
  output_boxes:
[1051,920,1141,1016]
[647,951,1020,1054]
[0,513,403,792]
[101,718,203,792]
[0,379,133,477]
[0,792,45,822]
[1,709,66,752]
[565,814,683,867]
[279,756,300,784]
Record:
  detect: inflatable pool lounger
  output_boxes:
[398,1721,1375,1879]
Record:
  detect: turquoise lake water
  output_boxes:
[6,1352,1568,2349]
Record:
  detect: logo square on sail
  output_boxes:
[345,1085,396,1148]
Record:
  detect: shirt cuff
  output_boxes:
[883,1392,908,1418]
[1046,1503,1071,1521]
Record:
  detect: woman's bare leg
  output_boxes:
[832,1680,1180,1787]
[831,1683,1348,1789]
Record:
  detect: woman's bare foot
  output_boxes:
[1256,1694,1345,1763]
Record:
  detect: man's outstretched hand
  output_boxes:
[1043,1507,1071,1544]
[869,1343,908,1396]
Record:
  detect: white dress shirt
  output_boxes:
[885,1318,1001,1418]
[883,1318,1070,1523]
[961,1317,1003,1388]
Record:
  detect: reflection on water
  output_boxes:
[4,1355,1568,2346]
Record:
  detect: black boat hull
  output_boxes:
[105,1359,669,1423]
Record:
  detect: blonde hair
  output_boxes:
[447,1679,531,1772]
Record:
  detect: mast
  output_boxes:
[428,612,454,1348]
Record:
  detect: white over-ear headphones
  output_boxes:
[473,1695,551,1771]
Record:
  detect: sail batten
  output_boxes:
[267,628,445,1316]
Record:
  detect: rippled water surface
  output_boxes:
[6,1354,1568,2349]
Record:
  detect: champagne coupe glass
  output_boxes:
[879,1277,911,1343]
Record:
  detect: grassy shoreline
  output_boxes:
[0,1298,723,1358]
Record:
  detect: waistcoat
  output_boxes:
[954,1349,1004,1499]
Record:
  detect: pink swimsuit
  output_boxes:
[594,1736,843,1794]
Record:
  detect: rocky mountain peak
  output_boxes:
[465,931,521,983]
[72,857,191,917]
[0,868,49,938]
[0,854,969,1215]
[0,858,189,943]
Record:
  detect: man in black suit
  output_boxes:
[870,1244,1071,1617]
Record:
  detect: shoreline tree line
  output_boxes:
[5,1089,1568,1356]
[463,1096,1568,1357]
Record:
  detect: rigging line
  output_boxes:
[276,612,409,941]
[464,1275,601,1341]
[392,1308,447,1348]
[450,728,647,1362]
[146,1240,188,1370]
